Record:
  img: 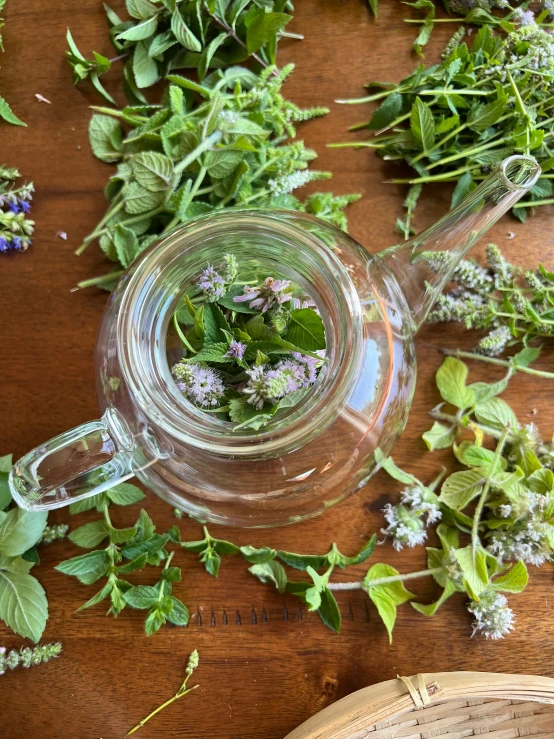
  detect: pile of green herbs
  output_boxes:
[334,20,554,235]
[170,254,326,429]
[68,1,359,288]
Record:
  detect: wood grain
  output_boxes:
[2,1,554,738]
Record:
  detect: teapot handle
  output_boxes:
[9,409,135,512]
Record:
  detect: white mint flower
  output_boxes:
[468,590,514,640]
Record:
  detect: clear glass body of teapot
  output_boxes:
[93,210,415,527]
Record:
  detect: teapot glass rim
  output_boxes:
[115,209,365,457]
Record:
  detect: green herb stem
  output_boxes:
[443,349,554,378]
[471,427,510,558]
[328,567,443,590]
[126,685,199,737]
[76,195,125,255]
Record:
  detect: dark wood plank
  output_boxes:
[2,1,554,737]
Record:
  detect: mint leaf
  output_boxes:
[167,596,189,625]
[422,421,455,451]
[0,95,26,127]
[133,40,160,88]
[249,561,287,593]
[439,469,484,510]
[106,483,146,506]
[410,98,435,152]
[276,550,327,570]
[0,556,47,642]
[89,114,123,163]
[56,550,110,585]
[436,357,475,410]
[171,8,202,52]
[123,584,159,609]
[246,11,292,56]
[68,520,110,549]
[474,398,518,430]
[365,563,415,643]
[317,588,341,633]
[0,509,47,557]
[132,151,174,192]
[491,561,528,594]
[284,308,326,352]
[240,545,274,564]
[374,449,420,484]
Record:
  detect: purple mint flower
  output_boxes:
[291,353,318,385]
[197,265,226,302]
[225,340,246,360]
[7,201,20,214]
[11,236,22,251]
[173,362,225,408]
[234,277,291,313]
[0,237,9,253]
[18,199,31,214]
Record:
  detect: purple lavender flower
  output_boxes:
[234,277,291,313]
[11,236,22,251]
[18,199,31,214]
[7,201,19,214]
[172,362,225,407]
[0,237,9,253]
[197,265,226,302]
[225,340,246,360]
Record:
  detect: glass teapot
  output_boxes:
[10,156,540,527]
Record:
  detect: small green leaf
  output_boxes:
[422,421,455,451]
[167,596,189,625]
[491,561,528,594]
[68,520,110,549]
[368,92,403,131]
[171,9,202,52]
[468,379,508,404]
[124,181,166,214]
[436,357,475,410]
[365,563,415,643]
[439,469,484,510]
[132,151,174,192]
[114,224,140,268]
[144,608,166,635]
[249,561,287,593]
[0,509,47,557]
[123,584,159,609]
[76,581,113,611]
[126,0,158,19]
[412,578,458,616]
[109,525,138,544]
[246,12,291,56]
[454,546,490,599]
[0,560,48,642]
[240,545,275,564]
[89,114,123,163]
[527,468,554,494]
[133,40,160,88]
[116,15,158,41]
[56,550,110,585]
[106,483,146,506]
[0,95,26,127]
[276,550,327,570]
[513,346,541,368]
[374,449,420,484]
[410,98,435,153]
[317,588,342,633]
[475,398,518,430]
[284,309,326,352]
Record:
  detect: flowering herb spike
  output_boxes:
[170,256,325,428]
[426,243,554,359]
[0,170,34,253]
[0,643,62,675]
[333,19,554,232]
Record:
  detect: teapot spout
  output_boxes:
[378,155,541,331]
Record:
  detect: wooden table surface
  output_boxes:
[3,1,554,737]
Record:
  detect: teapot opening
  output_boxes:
[116,211,365,458]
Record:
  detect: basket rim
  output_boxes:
[284,670,554,739]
